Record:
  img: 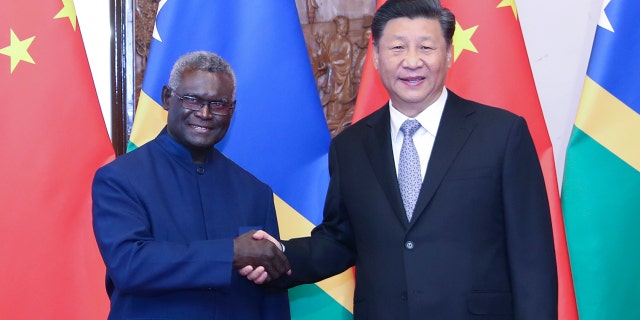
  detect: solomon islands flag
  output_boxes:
[128,1,354,319]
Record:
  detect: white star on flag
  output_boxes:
[598,0,614,32]
[152,0,168,42]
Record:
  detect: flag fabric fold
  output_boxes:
[353,1,578,319]
[0,0,114,318]
[128,1,354,318]
[562,0,640,319]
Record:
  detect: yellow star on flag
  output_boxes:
[497,0,518,20]
[452,21,478,62]
[0,29,36,73]
[54,0,78,30]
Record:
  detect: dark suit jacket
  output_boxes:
[92,130,290,320]
[281,90,557,320]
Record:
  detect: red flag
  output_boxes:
[352,1,578,319]
[0,1,114,318]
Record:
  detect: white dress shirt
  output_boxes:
[390,87,447,180]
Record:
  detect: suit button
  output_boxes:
[401,291,408,300]
[197,167,205,174]
[405,241,414,250]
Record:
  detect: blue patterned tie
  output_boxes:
[398,119,422,221]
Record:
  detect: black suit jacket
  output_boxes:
[281,90,557,320]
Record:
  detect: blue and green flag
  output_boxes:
[562,0,640,319]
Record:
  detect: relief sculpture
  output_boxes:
[316,16,355,134]
[300,1,375,136]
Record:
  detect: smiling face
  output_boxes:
[373,17,452,117]
[162,69,235,162]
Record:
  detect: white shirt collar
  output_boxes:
[389,87,448,138]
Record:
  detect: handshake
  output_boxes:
[233,230,289,284]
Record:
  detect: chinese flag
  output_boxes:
[353,1,578,319]
[0,1,113,319]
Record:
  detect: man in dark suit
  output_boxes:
[246,0,558,319]
[92,51,291,320]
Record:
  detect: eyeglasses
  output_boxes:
[171,90,235,116]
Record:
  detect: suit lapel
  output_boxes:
[411,91,477,224]
[362,105,410,227]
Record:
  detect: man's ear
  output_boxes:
[373,46,379,70]
[161,85,172,111]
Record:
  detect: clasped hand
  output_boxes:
[233,230,290,283]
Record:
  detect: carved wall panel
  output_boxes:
[133,0,159,104]
[132,0,375,138]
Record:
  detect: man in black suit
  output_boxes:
[245,1,557,319]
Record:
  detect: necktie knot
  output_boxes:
[401,119,421,137]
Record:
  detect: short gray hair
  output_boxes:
[168,51,237,96]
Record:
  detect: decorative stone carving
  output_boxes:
[306,0,320,24]
[134,0,159,102]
